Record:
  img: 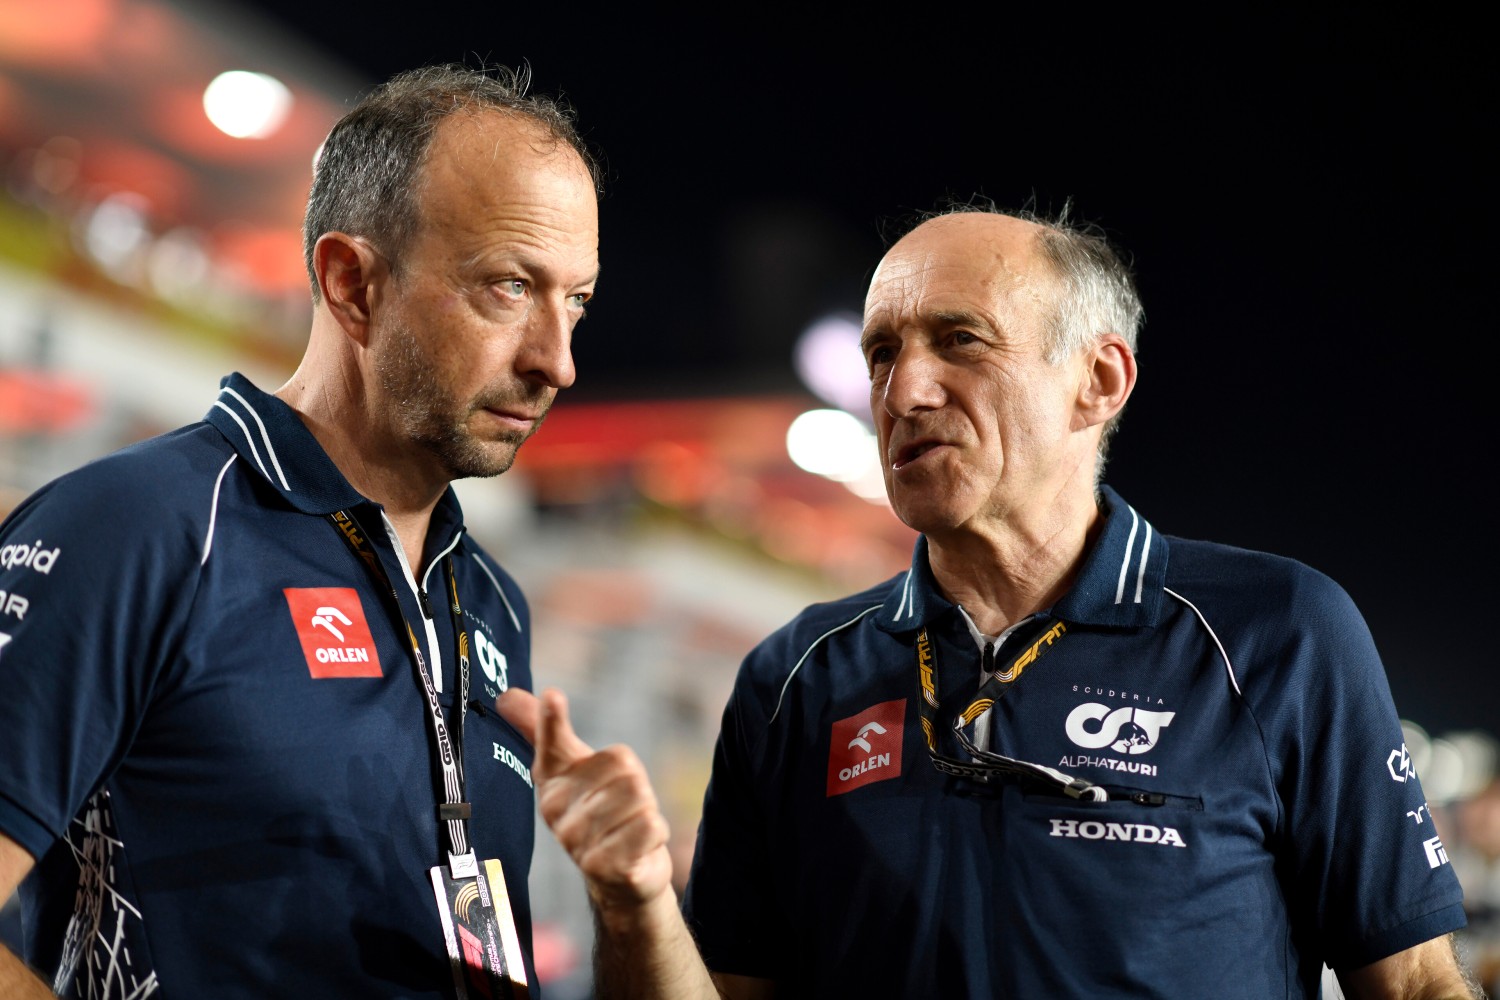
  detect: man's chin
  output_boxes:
[428,432,526,482]
[446,448,520,481]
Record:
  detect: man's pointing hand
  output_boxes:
[496,687,675,918]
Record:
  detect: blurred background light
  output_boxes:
[146,226,210,302]
[793,312,867,418]
[786,407,875,482]
[81,191,150,275]
[202,70,291,139]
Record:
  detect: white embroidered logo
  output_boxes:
[848,721,887,754]
[1387,743,1417,783]
[1064,704,1176,755]
[1048,818,1187,848]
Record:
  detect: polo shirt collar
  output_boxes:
[875,484,1169,635]
[204,372,469,544]
[205,372,365,514]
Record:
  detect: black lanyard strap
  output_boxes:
[327,510,477,875]
[915,619,1107,802]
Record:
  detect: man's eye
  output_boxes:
[952,331,978,346]
[496,279,527,298]
[867,345,893,367]
[568,292,590,309]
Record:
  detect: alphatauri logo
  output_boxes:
[474,626,508,694]
[283,587,382,679]
[1064,704,1175,755]
[827,699,905,796]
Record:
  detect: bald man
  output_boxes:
[507,208,1477,999]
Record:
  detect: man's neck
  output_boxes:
[274,374,446,574]
[926,494,1102,636]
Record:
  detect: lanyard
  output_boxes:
[915,616,1107,801]
[328,509,479,877]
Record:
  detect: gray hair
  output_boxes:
[302,62,602,300]
[911,199,1145,476]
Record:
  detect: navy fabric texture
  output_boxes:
[0,374,541,999]
[683,486,1466,998]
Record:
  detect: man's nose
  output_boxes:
[878,347,945,418]
[518,299,577,389]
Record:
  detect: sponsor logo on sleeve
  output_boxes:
[1422,835,1449,869]
[283,587,382,679]
[1387,743,1416,783]
[827,699,906,796]
[0,590,27,621]
[0,631,10,661]
[1407,803,1429,824]
[0,539,60,574]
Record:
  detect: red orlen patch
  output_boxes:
[827,698,906,796]
[283,587,382,679]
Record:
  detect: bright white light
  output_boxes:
[787,409,877,482]
[794,313,869,416]
[203,71,292,139]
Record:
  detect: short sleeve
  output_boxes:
[681,663,785,979]
[0,462,199,860]
[1254,573,1467,968]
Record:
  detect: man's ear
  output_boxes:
[1076,333,1137,430]
[313,232,385,345]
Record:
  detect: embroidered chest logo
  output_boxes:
[827,699,906,796]
[474,626,509,697]
[1064,704,1176,755]
[283,587,382,679]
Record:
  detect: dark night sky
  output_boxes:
[236,4,1494,734]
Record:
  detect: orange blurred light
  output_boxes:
[0,369,96,433]
[0,0,114,70]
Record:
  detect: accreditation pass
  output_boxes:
[430,858,528,998]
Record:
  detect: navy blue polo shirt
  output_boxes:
[683,486,1466,998]
[0,374,541,999]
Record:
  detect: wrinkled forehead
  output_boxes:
[863,214,1055,326]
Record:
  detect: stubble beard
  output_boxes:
[377,325,553,482]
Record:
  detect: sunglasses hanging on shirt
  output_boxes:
[913,619,1108,802]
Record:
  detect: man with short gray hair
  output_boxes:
[508,206,1479,998]
[0,62,599,998]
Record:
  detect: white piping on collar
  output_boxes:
[893,569,914,621]
[1114,505,1141,605]
[211,402,268,482]
[219,386,290,490]
[1133,521,1153,605]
